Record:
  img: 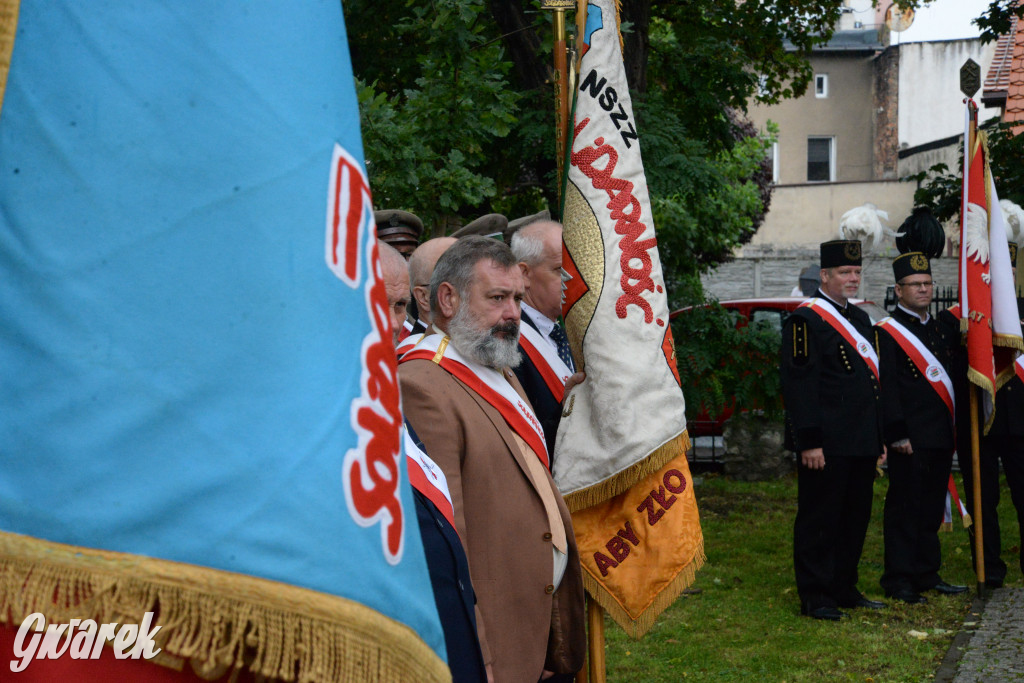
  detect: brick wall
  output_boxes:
[873,45,900,180]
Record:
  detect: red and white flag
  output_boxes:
[958,101,1023,430]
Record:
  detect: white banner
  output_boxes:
[555,0,688,507]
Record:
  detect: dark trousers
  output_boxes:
[960,434,1024,581]
[880,447,953,594]
[795,455,877,608]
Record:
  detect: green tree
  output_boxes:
[352,0,520,236]
[344,0,959,301]
[905,124,1024,222]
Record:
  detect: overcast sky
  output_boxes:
[895,0,989,43]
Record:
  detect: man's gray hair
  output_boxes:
[430,236,517,314]
[510,226,545,267]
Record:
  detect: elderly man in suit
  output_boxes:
[399,236,585,683]
[510,220,580,460]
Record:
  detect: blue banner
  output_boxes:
[0,0,445,670]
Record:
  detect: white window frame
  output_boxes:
[806,136,835,183]
[814,74,828,98]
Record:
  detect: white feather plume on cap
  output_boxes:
[1000,198,1024,245]
[838,203,890,251]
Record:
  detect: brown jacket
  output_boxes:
[400,358,585,683]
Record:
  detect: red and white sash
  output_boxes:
[1015,354,1024,382]
[397,318,415,343]
[518,322,572,403]
[396,332,425,357]
[800,298,880,380]
[876,317,956,422]
[403,426,458,535]
[400,333,550,469]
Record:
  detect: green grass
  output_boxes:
[602,472,1022,683]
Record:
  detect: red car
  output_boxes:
[670,297,887,437]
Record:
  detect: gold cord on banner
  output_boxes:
[0,531,450,683]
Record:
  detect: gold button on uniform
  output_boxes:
[543,532,552,541]
[544,584,555,594]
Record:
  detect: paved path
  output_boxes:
[940,587,1024,682]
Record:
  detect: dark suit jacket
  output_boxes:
[400,359,586,683]
[780,293,883,457]
[413,488,486,683]
[514,309,564,460]
[876,307,956,449]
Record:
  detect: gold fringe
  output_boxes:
[0,0,19,117]
[939,522,952,533]
[562,431,690,513]
[582,540,706,640]
[993,332,1024,353]
[0,531,451,683]
[962,512,973,528]
[967,365,997,435]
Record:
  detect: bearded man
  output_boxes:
[398,236,585,683]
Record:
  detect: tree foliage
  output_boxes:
[906,121,1024,224]
[343,0,958,300]
[671,304,783,422]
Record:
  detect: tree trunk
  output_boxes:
[489,0,549,92]
[620,0,651,93]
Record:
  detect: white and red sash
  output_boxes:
[800,298,880,380]
[1015,354,1024,382]
[876,317,956,422]
[396,332,425,357]
[400,333,550,469]
[397,318,415,343]
[518,322,572,403]
[403,425,458,535]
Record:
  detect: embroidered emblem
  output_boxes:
[910,254,928,271]
[844,242,861,260]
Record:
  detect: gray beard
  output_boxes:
[448,306,522,370]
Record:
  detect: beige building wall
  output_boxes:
[747,180,916,247]
[749,54,876,185]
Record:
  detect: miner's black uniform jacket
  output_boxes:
[875,306,956,449]
[781,295,884,458]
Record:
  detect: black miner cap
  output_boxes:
[893,252,931,282]
[820,239,862,268]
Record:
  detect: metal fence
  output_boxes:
[883,285,958,317]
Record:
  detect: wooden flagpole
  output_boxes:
[542,0,573,203]
[587,596,607,683]
[959,59,986,599]
[544,3,607,680]
[969,386,986,597]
